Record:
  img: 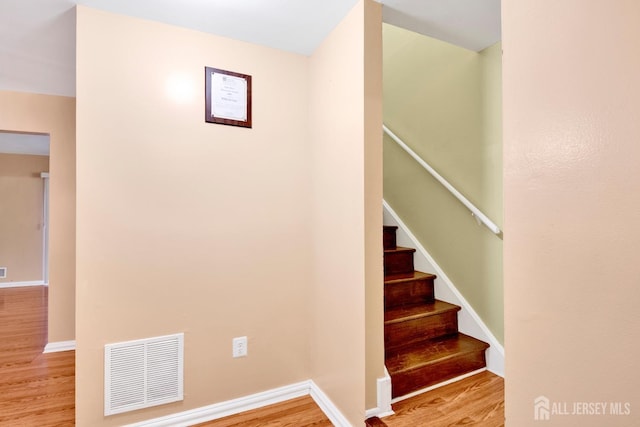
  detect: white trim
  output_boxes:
[124,380,351,427]
[308,380,352,427]
[41,172,49,283]
[43,340,76,353]
[124,381,309,427]
[383,200,505,377]
[0,280,46,289]
[383,125,501,235]
[390,368,487,404]
[365,368,394,419]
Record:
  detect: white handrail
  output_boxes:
[383,124,502,236]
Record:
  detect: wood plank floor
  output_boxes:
[369,370,504,427]
[193,371,503,426]
[192,395,333,427]
[0,286,75,426]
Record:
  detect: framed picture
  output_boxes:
[205,67,252,128]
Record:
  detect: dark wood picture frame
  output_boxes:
[205,67,252,128]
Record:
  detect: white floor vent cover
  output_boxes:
[104,333,184,416]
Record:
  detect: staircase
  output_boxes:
[383,225,489,398]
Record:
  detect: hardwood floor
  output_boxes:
[0,286,75,426]
[191,395,332,427]
[369,371,504,427]
[194,371,503,427]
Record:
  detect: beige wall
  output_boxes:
[76,7,312,426]
[309,0,382,421]
[504,1,640,425]
[77,3,381,425]
[383,25,503,343]
[0,91,76,343]
[0,153,49,283]
[364,1,384,413]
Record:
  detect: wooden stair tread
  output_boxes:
[386,333,489,375]
[384,246,415,254]
[384,270,436,283]
[385,300,460,325]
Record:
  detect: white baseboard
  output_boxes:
[0,280,46,289]
[124,380,351,427]
[383,200,505,377]
[44,340,76,353]
[308,381,352,427]
[365,368,394,419]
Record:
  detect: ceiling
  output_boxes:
[0,0,500,97]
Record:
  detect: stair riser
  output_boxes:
[390,350,487,398]
[383,227,397,250]
[385,278,435,309]
[384,252,414,275]
[385,312,458,351]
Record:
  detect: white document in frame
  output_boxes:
[211,72,247,121]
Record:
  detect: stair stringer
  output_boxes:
[383,200,504,377]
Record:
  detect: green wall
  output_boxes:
[383,24,503,343]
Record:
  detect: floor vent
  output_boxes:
[0,267,6,279]
[104,333,184,416]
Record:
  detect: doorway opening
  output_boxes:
[0,130,50,287]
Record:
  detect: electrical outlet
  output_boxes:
[232,336,247,358]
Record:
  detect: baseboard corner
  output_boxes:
[124,380,354,427]
[366,408,395,419]
[365,368,394,419]
[43,340,76,353]
[309,380,352,427]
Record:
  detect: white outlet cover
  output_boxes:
[232,336,247,358]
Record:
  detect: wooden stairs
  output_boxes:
[384,225,489,398]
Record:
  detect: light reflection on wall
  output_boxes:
[165,73,196,104]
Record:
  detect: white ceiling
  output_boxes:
[382,0,501,52]
[0,132,50,156]
[0,0,500,97]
